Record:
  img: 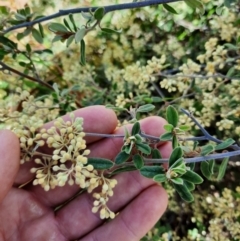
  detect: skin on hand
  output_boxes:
[0,105,170,241]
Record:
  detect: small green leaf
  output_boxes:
[201,144,214,156]
[184,180,195,191]
[151,97,163,102]
[226,67,235,77]
[133,154,144,169]
[215,138,235,151]
[122,142,134,154]
[200,161,211,179]
[109,166,137,176]
[101,27,122,34]
[94,7,105,20]
[208,159,215,174]
[164,124,174,132]
[63,18,72,31]
[75,28,85,43]
[15,13,26,21]
[224,43,239,50]
[163,3,178,14]
[87,158,114,169]
[173,183,194,202]
[160,132,173,141]
[38,23,44,38]
[115,151,130,165]
[187,162,195,171]
[136,142,151,155]
[172,177,184,185]
[80,39,86,65]
[69,14,77,31]
[66,35,75,47]
[32,28,43,43]
[172,135,178,149]
[153,174,167,183]
[81,11,92,20]
[217,157,229,181]
[131,122,140,135]
[224,0,235,8]
[151,149,162,159]
[136,104,155,113]
[52,35,62,43]
[26,43,31,53]
[105,104,127,112]
[170,157,184,169]
[140,166,165,178]
[166,105,178,127]
[169,147,183,167]
[193,141,199,150]
[171,166,187,176]
[48,23,68,32]
[181,170,203,184]
[179,125,191,131]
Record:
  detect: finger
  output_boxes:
[55,172,168,240]
[28,116,169,208]
[14,105,118,185]
[81,185,168,241]
[0,130,20,203]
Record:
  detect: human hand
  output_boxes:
[0,105,170,241]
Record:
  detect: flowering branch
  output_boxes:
[3,0,180,34]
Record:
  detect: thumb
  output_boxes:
[0,130,20,203]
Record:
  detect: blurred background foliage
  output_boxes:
[0,0,240,240]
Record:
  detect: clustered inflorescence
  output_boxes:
[0,88,117,219]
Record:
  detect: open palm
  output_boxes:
[0,106,169,241]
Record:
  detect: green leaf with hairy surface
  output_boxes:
[173,183,194,202]
[171,167,187,176]
[48,23,68,32]
[140,166,165,178]
[133,154,144,169]
[166,105,178,127]
[172,135,178,149]
[136,104,155,113]
[181,170,203,184]
[131,122,140,135]
[217,157,229,181]
[109,166,137,176]
[172,177,184,185]
[163,3,178,14]
[80,39,86,65]
[122,142,133,154]
[184,180,195,191]
[135,134,142,142]
[75,28,85,43]
[164,124,174,132]
[160,132,173,141]
[81,11,92,20]
[87,158,114,169]
[208,159,215,174]
[170,157,184,169]
[193,141,199,150]
[201,144,214,156]
[26,44,31,53]
[151,97,163,103]
[115,151,130,165]
[187,162,195,171]
[215,138,235,151]
[200,161,211,179]
[151,148,162,159]
[136,142,151,155]
[94,7,105,20]
[32,28,43,43]
[169,147,183,167]
[101,27,122,34]
[153,174,167,183]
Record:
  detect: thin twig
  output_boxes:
[0,61,53,90]
[3,0,180,34]
[144,149,240,163]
